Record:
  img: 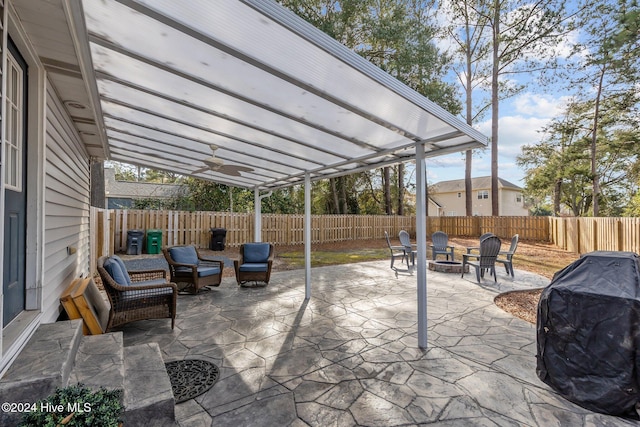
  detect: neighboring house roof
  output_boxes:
[430,176,522,193]
[429,197,443,208]
[104,167,187,199]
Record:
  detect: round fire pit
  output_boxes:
[428,260,469,273]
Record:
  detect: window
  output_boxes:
[457,192,461,198]
[477,190,489,200]
[446,211,457,216]
[4,52,24,191]
[516,194,522,203]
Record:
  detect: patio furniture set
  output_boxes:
[386,230,519,283]
[96,242,274,332]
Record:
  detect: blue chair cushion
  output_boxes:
[169,246,198,265]
[110,255,132,286]
[196,267,221,277]
[103,257,131,286]
[239,263,269,272]
[243,243,270,263]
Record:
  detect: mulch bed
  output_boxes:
[494,289,542,324]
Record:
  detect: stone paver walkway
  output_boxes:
[120,261,639,426]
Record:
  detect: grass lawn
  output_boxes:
[267,236,579,280]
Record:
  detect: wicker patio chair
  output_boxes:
[462,236,502,283]
[234,243,274,287]
[97,255,177,331]
[163,245,224,294]
[430,231,455,261]
[496,234,519,277]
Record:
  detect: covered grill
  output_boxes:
[537,251,640,418]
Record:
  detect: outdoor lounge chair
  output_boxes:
[234,243,274,286]
[97,255,177,331]
[163,245,224,294]
[399,230,417,265]
[430,231,455,261]
[385,231,407,270]
[462,235,502,283]
[466,232,495,254]
[496,234,519,277]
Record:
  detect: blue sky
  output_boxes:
[425,91,570,187]
[425,0,584,188]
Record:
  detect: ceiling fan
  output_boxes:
[193,144,254,176]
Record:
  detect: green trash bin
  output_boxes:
[146,229,162,254]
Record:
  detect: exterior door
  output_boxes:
[3,39,27,326]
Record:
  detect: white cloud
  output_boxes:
[512,93,571,118]
[496,115,550,155]
[425,113,553,184]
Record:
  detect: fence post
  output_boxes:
[592,219,598,252]
[617,219,624,251]
[472,216,480,237]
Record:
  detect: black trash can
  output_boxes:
[210,228,226,251]
[126,229,145,255]
[537,251,640,418]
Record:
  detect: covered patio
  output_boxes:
[119,262,631,426]
[57,0,492,349]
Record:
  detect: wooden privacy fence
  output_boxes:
[90,208,416,258]
[426,216,549,241]
[90,208,555,257]
[549,217,640,254]
[89,209,640,272]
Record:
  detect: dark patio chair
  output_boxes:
[462,236,502,283]
[163,245,224,294]
[97,255,177,331]
[399,230,417,265]
[496,234,519,277]
[466,232,495,254]
[385,231,407,270]
[234,243,274,286]
[430,231,455,261]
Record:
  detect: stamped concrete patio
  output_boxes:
[119,260,639,426]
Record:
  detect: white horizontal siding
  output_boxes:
[41,83,90,323]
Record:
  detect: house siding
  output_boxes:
[41,85,90,322]
[430,177,528,216]
[499,188,527,216]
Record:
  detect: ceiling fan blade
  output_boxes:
[218,165,254,176]
[192,166,209,174]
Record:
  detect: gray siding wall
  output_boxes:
[41,84,90,322]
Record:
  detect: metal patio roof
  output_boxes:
[68,0,487,190]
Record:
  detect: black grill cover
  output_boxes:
[537,251,640,418]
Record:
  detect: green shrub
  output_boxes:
[20,383,123,427]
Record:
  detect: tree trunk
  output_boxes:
[490,0,500,216]
[553,178,561,216]
[383,167,392,215]
[330,178,340,214]
[465,152,473,215]
[591,66,606,217]
[464,21,474,217]
[397,163,405,216]
[339,177,348,214]
[425,166,430,217]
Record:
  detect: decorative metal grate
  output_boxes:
[165,359,219,403]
